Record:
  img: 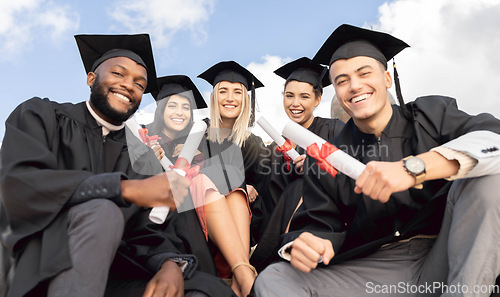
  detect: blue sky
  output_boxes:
[2,0,500,144]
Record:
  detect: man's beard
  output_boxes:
[89,76,139,124]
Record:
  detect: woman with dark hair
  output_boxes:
[250,57,345,272]
[148,75,206,165]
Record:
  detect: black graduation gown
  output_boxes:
[242,133,271,193]
[282,96,500,264]
[200,138,245,197]
[266,117,345,211]
[250,117,344,270]
[242,133,272,243]
[0,98,234,297]
[198,130,269,194]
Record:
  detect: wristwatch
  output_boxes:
[402,156,426,189]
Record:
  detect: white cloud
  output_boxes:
[372,0,500,118]
[109,0,215,49]
[247,55,290,143]
[0,0,79,59]
[37,5,80,40]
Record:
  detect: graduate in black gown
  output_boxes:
[147,75,208,166]
[250,57,344,271]
[254,24,500,297]
[0,34,234,297]
[147,74,265,297]
[197,61,270,297]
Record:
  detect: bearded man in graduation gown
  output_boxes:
[0,34,235,297]
[254,24,500,297]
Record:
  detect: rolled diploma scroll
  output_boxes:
[282,121,366,180]
[177,121,208,163]
[149,120,208,224]
[125,118,174,170]
[125,118,175,223]
[257,117,300,161]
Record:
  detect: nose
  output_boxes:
[291,96,300,107]
[349,77,362,93]
[120,76,135,92]
[174,107,183,115]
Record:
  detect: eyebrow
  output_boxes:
[114,64,148,83]
[333,65,373,83]
[286,91,311,96]
[355,65,373,73]
[219,86,243,91]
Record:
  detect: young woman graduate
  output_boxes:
[148,75,207,164]
[197,61,270,297]
[148,74,258,297]
[249,57,345,272]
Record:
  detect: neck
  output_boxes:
[86,100,124,132]
[354,102,393,137]
[302,116,315,129]
[221,117,235,130]
[162,127,177,140]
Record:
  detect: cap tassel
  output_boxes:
[316,66,329,90]
[393,60,412,120]
[250,80,256,126]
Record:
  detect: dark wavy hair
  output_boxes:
[284,79,323,98]
[150,94,195,140]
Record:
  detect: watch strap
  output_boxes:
[402,156,426,189]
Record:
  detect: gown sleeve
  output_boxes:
[0,98,94,252]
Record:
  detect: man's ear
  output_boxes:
[385,70,393,89]
[87,72,96,87]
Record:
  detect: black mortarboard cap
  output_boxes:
[312,24,409,68]
[313,24,412,120]
[152,75,207,109]
[198,61,264,126]
[197,61,264,90]
[274,57,331,90]
[75,34,157,93]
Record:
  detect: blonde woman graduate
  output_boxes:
[149,73,261,297]
[142,75,239,297]
[197,61,270,297]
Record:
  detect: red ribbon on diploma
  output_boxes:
[170,157,201,181]
[138,127,161,144]
[306,142,339,177]
[275,139,293,170]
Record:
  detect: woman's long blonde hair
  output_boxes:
[208,81,251,147]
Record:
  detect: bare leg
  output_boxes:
[225,191,250,253]
[205,190,255,297]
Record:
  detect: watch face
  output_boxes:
[405,157,426,175]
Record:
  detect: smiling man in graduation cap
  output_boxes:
[0,34,235,297]
[254,24,500,297]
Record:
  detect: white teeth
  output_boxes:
[352,94,370,103]
[114,92,130,102]
[224,105,236,109]
[291,110,303,114]
[171,119,184,123]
